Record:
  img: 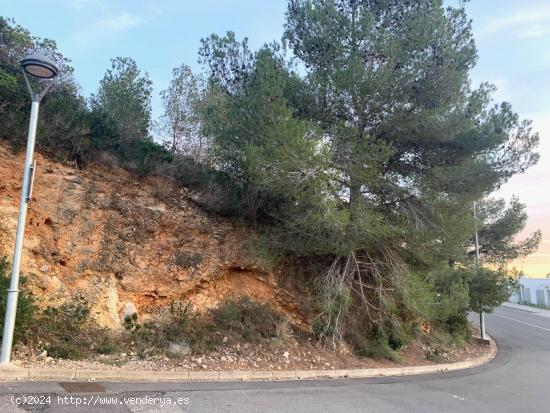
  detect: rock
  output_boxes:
[121,302,138,321]
[283,351,290,359]
[39,265,49,273]
[166,341,192,357]
[37,350,48,359]
[44,356,54,363]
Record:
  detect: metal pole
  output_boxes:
[473,202,480,266]
[0,99,40,364]
[473,202,486,340]
[479,310,486,340]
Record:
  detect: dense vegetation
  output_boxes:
[0,0,542,358]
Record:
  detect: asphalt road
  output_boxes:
[0,305,548,412]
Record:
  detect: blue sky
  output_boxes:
[3,0,550,275]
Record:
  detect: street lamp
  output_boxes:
[0,53,58,364]
[473,201,486,340]
[21,54,59,79]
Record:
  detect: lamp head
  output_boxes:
[20,54,59,79]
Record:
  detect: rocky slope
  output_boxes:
[0,143,308,329]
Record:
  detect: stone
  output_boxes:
[39,265,49,273]
[37,350,47,359]
[121,302,138,321]
[166,341,192,357]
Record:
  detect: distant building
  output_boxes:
[509,276,550,307]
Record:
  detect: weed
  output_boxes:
[0,257,39,345]
[211,296,283,342]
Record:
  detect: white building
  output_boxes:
[509,276,550,307]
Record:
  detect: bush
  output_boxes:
[0,256,38,345]
[467,267,518,314]
[430,267,471,341]
[211,296,283,342]
[358,325,402,363]
[129,300,218,356]
[129,297,286,356]
[39,297,96,359]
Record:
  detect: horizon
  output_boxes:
[2,0,549,276]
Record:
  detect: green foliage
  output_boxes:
[467,267,518,314]
[129,297,285,356]
[0,16,83,155]
[123,312,139,331]
[195,1,541,355]
[0,257,38,345]
[357,323,411,363]
[129,300,218,355]
[199,31,254,95]
[475,196,541,263]
[312,287,352,340]
[91,57,153,144]
[281,0,539,259]
[211,296,284,342]
[435,265,518,316]
[159,63,206,158]
[39,297,94,359]
[200,38,327,223]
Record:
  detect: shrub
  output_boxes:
[311,287,352,341]
[430,267,471,341]
[129,300,218,356]
[467,267,518,314]
[39,297,93,359]
[358,325,402,363]
[211,296,283,342]
[163,300,218,353]
[0,256,38,345]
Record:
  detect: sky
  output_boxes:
[2,0,549,276]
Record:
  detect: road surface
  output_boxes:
[0,305,548,412]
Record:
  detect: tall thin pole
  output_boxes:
[0,99,40,364]
[473,201,486,340]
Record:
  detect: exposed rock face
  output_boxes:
[0,144,308,329]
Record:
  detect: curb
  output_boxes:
[0,336,496,383]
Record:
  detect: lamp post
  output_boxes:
[473,201,486,340]
[0,53,58,364]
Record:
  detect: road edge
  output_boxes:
[0,336,496,382]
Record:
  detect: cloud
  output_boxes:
[59,0,107,10]
[98,12,144,31]
[517,25,550,39]
[481,4,550,38]
[68,11,145,51]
